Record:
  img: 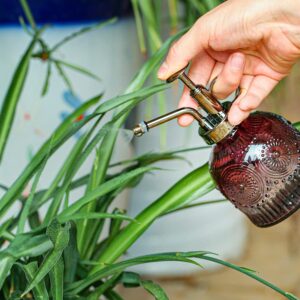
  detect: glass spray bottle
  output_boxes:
[133,66,300,227]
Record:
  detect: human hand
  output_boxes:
[158,0,300,126]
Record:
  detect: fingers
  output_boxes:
[211,53,246,99]
[228,75,278,125]
[157,18,209,80]
[178,52,215,126]
[227,75,253,125]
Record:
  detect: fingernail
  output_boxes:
[157,62,169,79]
[230,53,244,70]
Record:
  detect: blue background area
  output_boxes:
[0,0,132,24]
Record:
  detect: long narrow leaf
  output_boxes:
[63,223,79,284]
[22,262,49,300]
[50,18,116,52]
[87,273,121,300]
[93,163,214,272]
[20,0,36,30]
[67,251,296,300]
[22,221,70,296]
[41,61,52,96]
[66,251,209,295]
[58,166,153,219]
[49,257,64,300]
[52,59,101,81]
[54,61,74,94]
[0,34,39,162]
[131,0,147,54]
[76,29,187,258]
[202,255,298,300]
[17,142,51,233]
[163,199,227,215]
[95,83,167,114]
[142,280,169,300]
[58,212,136,223]
[0,94,101,219]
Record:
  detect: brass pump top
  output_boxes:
[133,65,236,145]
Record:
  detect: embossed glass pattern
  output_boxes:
[210,112,300,227]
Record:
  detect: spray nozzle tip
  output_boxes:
[133,122,148,137]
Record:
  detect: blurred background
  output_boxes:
[0,0,299,299]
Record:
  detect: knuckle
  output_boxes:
[240,94,260,111]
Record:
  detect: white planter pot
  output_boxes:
[127,88,247,276]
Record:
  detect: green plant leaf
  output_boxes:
[0,93,101,219]
[0,233,52,289]
[104,290,125,300]
[121,271,169,300]
[21,261,49,300]
[70,251,298,300]
[203,0,222,10]
[109,208,127,237]
[43,116,103,225]
[95,83,167,114]
[58,166,153,219]
[75,29,187,257]
[41,61,52,96]
[18,16,33,36]
[0,252,15,289]
[58,212,136,223]
[52,59,101,81]
[54,61,74,94]
[168,0,178,31]
[293,122,300,130]
[29,145,207,215]
[110,145,211,168]
[17,145,50,234]
[50,18,117,52]
[19,0,36,31]
[0,218,14,239]
[121,271,141,288]
[163,199,227,215]
[131,0,146,54]
[189,0,210,14]
[87,273,121,300]
[21,220,70,296]
[0,33,40,162]
[141,280,169,300]
[63,223,79,285]
[37,115,103,219]
[66,251,208,295]
[201,255,299,300]
[49,257,64,300]
[137,0,162,52]
[93,163,214,272]
[65,84,167,245]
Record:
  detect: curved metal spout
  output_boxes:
[133,107,211,137]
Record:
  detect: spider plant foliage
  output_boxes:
[0,1,299,300]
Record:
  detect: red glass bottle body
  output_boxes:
[209,112,300,227]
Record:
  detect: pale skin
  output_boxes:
[157,0,300,126]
